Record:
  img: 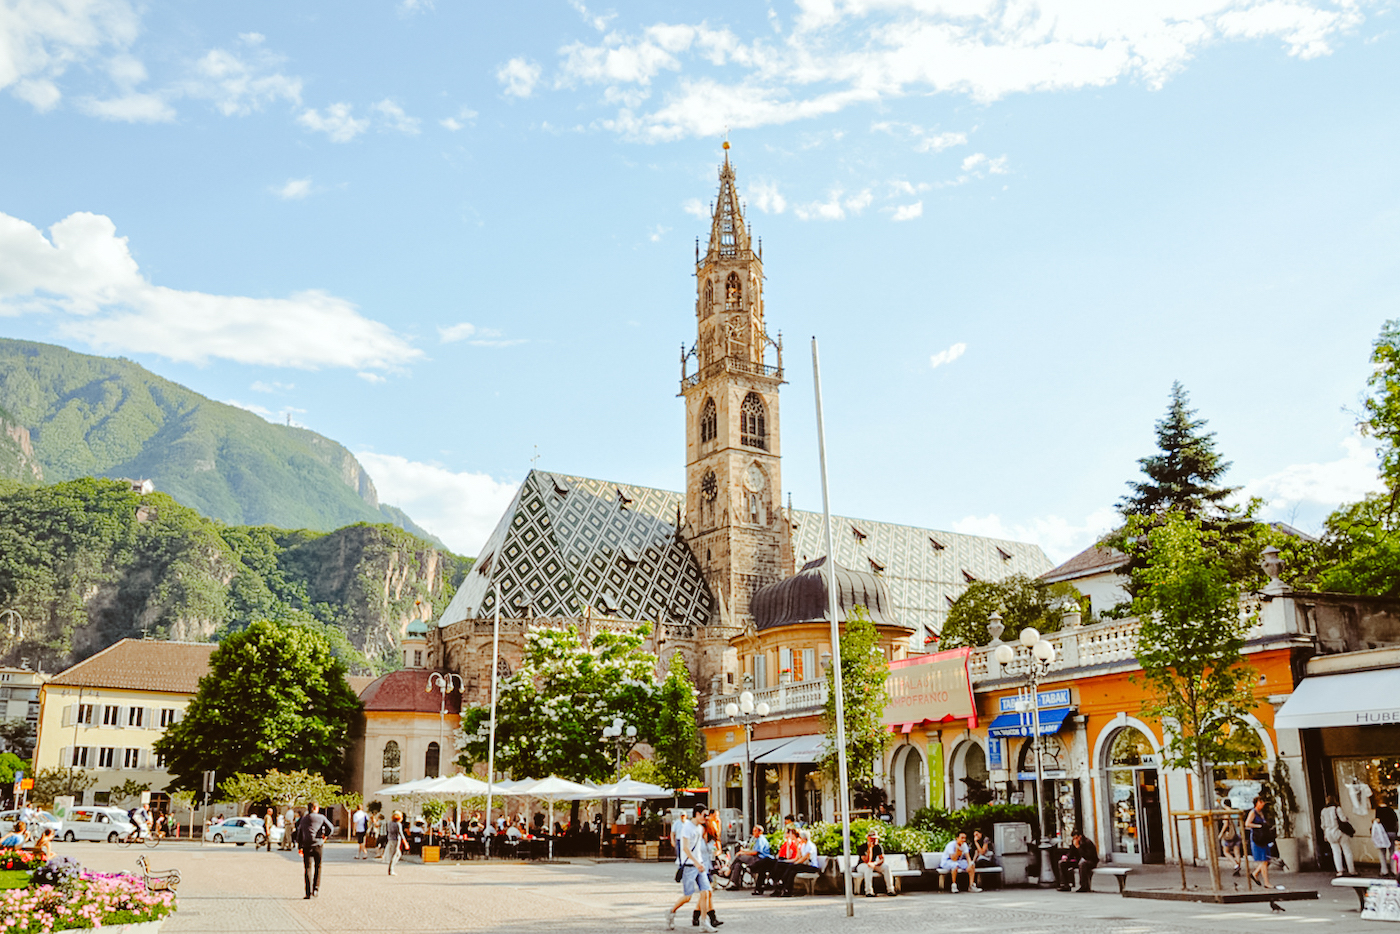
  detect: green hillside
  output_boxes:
[0,477,471,673]
[0,338,437,538]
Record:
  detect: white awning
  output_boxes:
[1273,668,1400,730]
[754,733,827,764]
[702,737,798,769]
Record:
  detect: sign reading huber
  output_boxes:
[882,647,977,728]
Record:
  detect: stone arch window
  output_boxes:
[382,740,401,785]
[740,392,767,450]
[425,741,441,779]
[725,272,742,312]
[702,281,714,319]
[700,397,717,443]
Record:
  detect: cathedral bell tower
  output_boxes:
[680,143,792,632]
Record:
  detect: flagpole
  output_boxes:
[812,337,855,918]
[486,580,501,858]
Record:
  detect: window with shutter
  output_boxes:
[801,648,816,682]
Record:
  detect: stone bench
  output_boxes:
[1089,866,1132,894]
[1332,875,1397,910]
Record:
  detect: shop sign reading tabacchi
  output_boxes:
[881,647,977,728]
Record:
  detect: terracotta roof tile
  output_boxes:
[1039,545,1125,583]
[47,639,216,695]
[360,669,462,715]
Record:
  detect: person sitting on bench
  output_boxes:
[1057,830,1099,892]
[768,829,820,897]
[750,828,800,895]
[730,825,771,887]
[942,831,980,893]
[856,829,895,896]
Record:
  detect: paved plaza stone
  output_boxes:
[60,841,1377,933]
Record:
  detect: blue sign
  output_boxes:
[998,688,1071,713]
[987,739,1004,769]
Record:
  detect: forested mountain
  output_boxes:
[0,338,440,543]
[0,478,472,674]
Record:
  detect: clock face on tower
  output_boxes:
[745,464,766,492]
[701,470,718,501]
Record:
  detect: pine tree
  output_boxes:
[1119,382,1238,518]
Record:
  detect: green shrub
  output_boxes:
[909,803,1038,840]
[768,818,949,857]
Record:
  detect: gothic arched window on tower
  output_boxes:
[700,398,717,443]
[702,281,714,319]
[740,392,767,450]
[726,272,742,312]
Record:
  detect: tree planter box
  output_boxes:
[629,842,659,860]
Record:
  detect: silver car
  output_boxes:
[0,809,61,838]
[60,806,138,843]
[204,816,283,846]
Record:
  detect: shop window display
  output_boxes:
[1106,727,1165,862]
[1212,721,1268,810]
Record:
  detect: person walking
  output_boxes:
[295,801,335,899]
[1320,795,1356,876]
[666,805,718,932]
[353,805,369,859]
[386,810,408,876]
[1245,796,1282,890]
[260,808,275,853]
[1375,794,1399,877]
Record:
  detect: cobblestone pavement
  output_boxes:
[62,841,1377,934]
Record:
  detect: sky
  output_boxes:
[2,0,1399,564]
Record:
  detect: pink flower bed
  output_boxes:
[0,872,176,934]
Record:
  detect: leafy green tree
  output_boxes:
[107,779,151,807]
[29,767,96,808]
[820,605,890,790]
[219,769,346,808]
[1361,318,1400,499]
[1130,512,1258,890]
[154,619,363,792]
[651,653,703,789]
[941,574,1081,649]
[0,719,34,757]
[0,752,25,789]
[455,625,661,784]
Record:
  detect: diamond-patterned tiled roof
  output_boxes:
[436,471,714,628]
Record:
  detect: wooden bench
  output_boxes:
[135,855,180,893]
[1089,866,1132,894]
[1332,875,1397,910]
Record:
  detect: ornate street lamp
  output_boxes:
[425,672,464,778]
[994,621,1058,885]
[724,691,771,839]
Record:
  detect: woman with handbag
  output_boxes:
[1320,795,1356,876]
[1245,797,1282,889]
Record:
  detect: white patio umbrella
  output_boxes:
[509,776,595,859]
[594,776,672,799]
[417,774,492,838]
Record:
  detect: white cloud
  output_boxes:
[356,452,519,554]
[225,399,272,417]
[399,0,434,13]
[78,91,174,122]
[182,35,302,116]
[1242,434,1383,513]
[929,341,966,368]
[682,197,709,219]
[272,177,312,200]
[795,187,872,221]
[962,152,1010,175]
[497,57,542,98]
[439,105,478,131]
[648,224,670,242]
[0,210,421,371]
[373,98,420,134]
[298,103,370,142]
[0,0,141,111]
[953,505,1120,565]
[749,179,786,214]
[533,2,1371,140]
[567,0,616,32]
[437,322,525,347]
[357,371,387,384]
[251,380,294,393]
[891,201,923,221]
[873,121,968,153]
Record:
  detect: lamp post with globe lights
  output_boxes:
[993,615,1059,885]
[724,691,771,839]
[600,718,637,854]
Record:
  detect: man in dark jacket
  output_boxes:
[295,801,335,899]
[1057,830,1099,892]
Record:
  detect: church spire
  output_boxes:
[705,141,752,263]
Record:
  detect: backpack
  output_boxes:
[1253,819,1276,846]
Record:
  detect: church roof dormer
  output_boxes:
[704,143,752,264]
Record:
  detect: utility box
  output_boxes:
[994,822,1032,886]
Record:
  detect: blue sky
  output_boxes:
[2,0,1398,562]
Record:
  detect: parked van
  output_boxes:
[60,807,137,843]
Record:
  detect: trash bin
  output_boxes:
[994,822,1032,886]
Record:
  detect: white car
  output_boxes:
[59,807,138,843]
[204,816,283,846]
[0,809,62,838]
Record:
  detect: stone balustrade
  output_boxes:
[702,677,827,723]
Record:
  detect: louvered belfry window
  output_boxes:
[701,397,717,443]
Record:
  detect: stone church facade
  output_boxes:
[429,146,1050,711]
